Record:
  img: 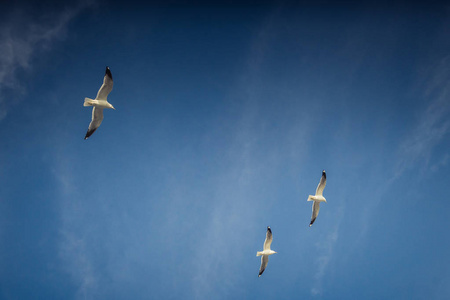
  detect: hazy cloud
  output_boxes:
[52,155,99,300]
[356,55,450,247]
[396,56,450,177]
[59,230,97,299]
[0,2,93,120]
[310,208,342,296]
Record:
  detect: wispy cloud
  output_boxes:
[189,11,290,298]
[310,207,343,296]
[52,154,98,300]
[357,56,450,245]
[0,2,93,120]
[395,56,450,178]
[189,99,266,298]
[59,230,97,299]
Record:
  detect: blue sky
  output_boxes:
[1,1,450,299]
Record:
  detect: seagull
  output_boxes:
[83,66,115,139]
[307,170,327,227]
[256,226,277,277]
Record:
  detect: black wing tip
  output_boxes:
[310,218,316,227]
[105,66,113,80]
[258,270,264,277]
[322,170,326,178]
[267,226,272,233]
[84,128,96,139]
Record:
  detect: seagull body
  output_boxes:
[308,170,327,227]
[256,226,277,277]
[83,67,115,139]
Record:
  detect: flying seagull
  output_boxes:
[256,226,277,277]
[307,170,327,227]
[83,66,115,139]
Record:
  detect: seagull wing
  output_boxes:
[309,201,320,227]
[258,255,269,277]
[263,227,273,251]
[95,67,113,100]
[315,171,327,196]
[84,107,104,139]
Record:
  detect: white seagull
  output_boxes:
[83,66,115,139]
[307,170,327,227]
[256,226,277,277]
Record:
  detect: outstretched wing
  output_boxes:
[84,107,104,139]
[95,67,113,100]
[315,170,327,196]
[263,227,273,251]
[258,255,269,277]
[309,201,320,227]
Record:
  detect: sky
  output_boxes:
[0,1,450,299]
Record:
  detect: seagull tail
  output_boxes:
[256,251,264,257]
[308,195,326,202]
[84,98,97,107]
